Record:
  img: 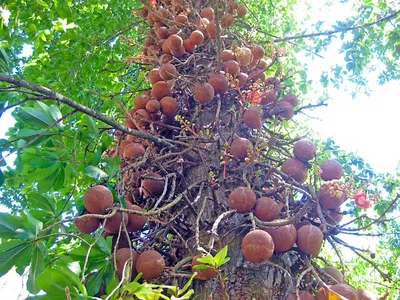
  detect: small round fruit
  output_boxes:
[283,94,299,107]
[191,254,217,281]
[159,63,177,80]
[296,224,323,257]
[258,59,268,70]
[281,158,308,183]
[319,159,343,181]
[230,137,253,161]
[321,266,344,284]
[286,291,315,300]
[252,45,265,60]
[237,6,247,17]
[266,224,296,252]
[133,109,151,128]
[167,34,183,50]
[84,185,114,214]
[243,107,262,129]
[237,73,249,87]
[241,230,274,262]
[206,21,217,39]
[135,250,165,280]
[254,197,283,222]
[223,60,240,75]
[134,94,151,109]
[123,142,146,159]
[190,30,204,46]
[151,81,172,100]
[260,90,275,105]
[103,211,129,234]
[175,14,188,24]
[221,50,235,62]
[125,202,147,232]
[200,7,214,20]
[115,248,138,280]
[274,101,294,120]
[145,99,161,114]
[194,83,215,103]
[75,210,100,234]
[208,73,229,94]
[160,96,179,116]
[236,47,252,66]
[183,38,196,53]
[293,139,316,162]
[142,172,165,197]
[228,186,256,213]
[220,13,234,28]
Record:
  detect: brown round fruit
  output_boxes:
[103,211,129,234]
[252,45,265,60]
[142,172,165,197]
[241,230,274,263]
[330,284,358,300]
[228,186,256,213]
[321,266,344,284]
[286,291,315,300]
[293,139,316,162]
[75,210,100,234]
[145,99,161,114]
[133,109,151,128]
[175,14,188,25]
[135,250,165,280]
[206,21,217,39]
[134,94,151,109]
[260,90,276,105]
[296,224,324,257]
[236,47,252,66]
[200,7,214,20]
[159,63,177,80]
[230,137,253,161]
[283,94,299,107]
[237,6,247,17]
[254,197,283,222]
[84,185,114,214]
[194,83,215,103]
[266,224,296,252]
[208,73,229,94]
[191,254,217,281]
[190,30,204,46]
[151,81,172,100]
[274,101,294,120]
[125,202,147,232]
[221,50,235,62]
[281,158,308,183]
[243,107,262,129]
[319,159,343,181]
[123,142,146,159]
[160,96,179,116]
[220,13,234,28]
[237,73,249,87]
[115,248,138,280]
[167,34,183,51]
[223,60,240,75]
[183,38,196,53]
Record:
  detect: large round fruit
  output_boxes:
[194,83,215,103]
[283,94,299,107]
[266,224,297,252]
[281,158,308,183]
[317,187,346,209]
[241,230,274,263]
[126,202,147,232]
[115,248,138,280]
[142,172,165,197]
[254,197,283,221]
[228,186,256,213]
[296,224,324,257]
[84,185,114,214]
[123,142,146,159]
[223,60,240,75]
[135,250,165,280]
[274,101,294,120]
[151,81,172,100]
[208,73,229,94]
[75,210,100,234]
[293,139,316,162]
[330,284,358,300]
[230,137,252,161]
[191,254,217,281]
[319,159,343,181]
[243,107,262,129]
[103,211,129,234]
[159,63,178,80]
[160,96,178,116]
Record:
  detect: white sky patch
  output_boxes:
[0,7,11,26]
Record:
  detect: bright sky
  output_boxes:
[0,1,399,298]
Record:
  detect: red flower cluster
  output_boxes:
[353,189,372,209]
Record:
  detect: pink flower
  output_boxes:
[354,189,372,209]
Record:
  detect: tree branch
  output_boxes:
[0,74,175,149]
[273,10,400,42]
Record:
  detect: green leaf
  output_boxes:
[36,0,49,8]
[192,264,212,270]
[124,281,142,294]
[195,254,215,267]
[177,272,196,296]
[27,246,45,294]
[214,245,228,267]
[0,169,4,186]
[0,213,34,239]
[84,165,108,179]
[0,241,32,276]
[104,156,121,178]
[18,106,54,129]
[36,265,82,297]
[85,268,105,296]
